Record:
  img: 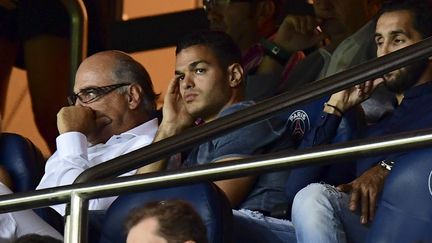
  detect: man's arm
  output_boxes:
[137,77,194,174]
[37,106,99,188]
[256,15,324,76]
[213,157,256,208]
[326,79,390,225]
[337,164,389,224]
[300,79,382,148]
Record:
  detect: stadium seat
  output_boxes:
[0,132,45,192]
[0,132,65,234]
[368,148,432,242]
[99,182,233,243]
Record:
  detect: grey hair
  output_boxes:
[110,55,160,114]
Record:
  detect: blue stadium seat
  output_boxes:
[99,182,233,243]
[0,132,64,234]
[0,132,45,192]
[368,148,432,242]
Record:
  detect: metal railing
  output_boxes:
[1,129,432,242]
[75,36,432,183]
[60,0,88,94]
[0,7,431,241]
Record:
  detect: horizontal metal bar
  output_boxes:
[1,128,432,213]
[75,36,432,183]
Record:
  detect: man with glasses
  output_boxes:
[37,50,160,216]
[292,0,432,241]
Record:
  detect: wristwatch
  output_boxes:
[259,38,292,65]
[379,160,395,171]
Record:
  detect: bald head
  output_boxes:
[72,51,158,144]
[75,50,159,113]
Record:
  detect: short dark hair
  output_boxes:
[14,234,62,243]
[111,54,160,112]
[125,200,208,243]
[376,0,432,38]
[175,30,242,69]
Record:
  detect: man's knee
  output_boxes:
[292,183,340,222]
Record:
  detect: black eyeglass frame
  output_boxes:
[67,83,131,106]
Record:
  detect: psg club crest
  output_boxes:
[288,110,310,145]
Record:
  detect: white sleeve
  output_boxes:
[12,210,63,240]
[0,183,62,241]
[0,182,17,242]
[37,132,90,189]
[37,132,149,215]
[36,132,95,216]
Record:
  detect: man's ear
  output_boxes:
[127,83,144,110]
[227,63,244,88]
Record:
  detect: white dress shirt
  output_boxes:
[37,118,158,215]
[0,183,62,242]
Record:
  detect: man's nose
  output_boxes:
[378,44,390,57]
[181,75,195,90]
[74,99,86,107]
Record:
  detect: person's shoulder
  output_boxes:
[218,101,255,118]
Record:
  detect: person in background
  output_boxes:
[0,0,119,153]
[203,0,314,101]
[292,1,432,242]
[126,200,208,243]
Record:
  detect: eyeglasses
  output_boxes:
[202,0,258,11]
[67,83,131,105]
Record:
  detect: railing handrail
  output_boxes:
[60,0,88,94]
[2,128,432,213]
[75,36,432,183]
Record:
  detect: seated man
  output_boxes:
[278,0,394,124]
[126,200,208,243]
[230,0,390,240]
[292,1,432,242]
[37,50,160,215]
[138,30,291,210]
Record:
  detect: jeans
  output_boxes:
[233,209,297,243]
[292,183,370,243]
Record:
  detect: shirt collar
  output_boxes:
[105,118,158,144]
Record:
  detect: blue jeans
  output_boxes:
[233,209,296,243]
[292,183,370,243]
